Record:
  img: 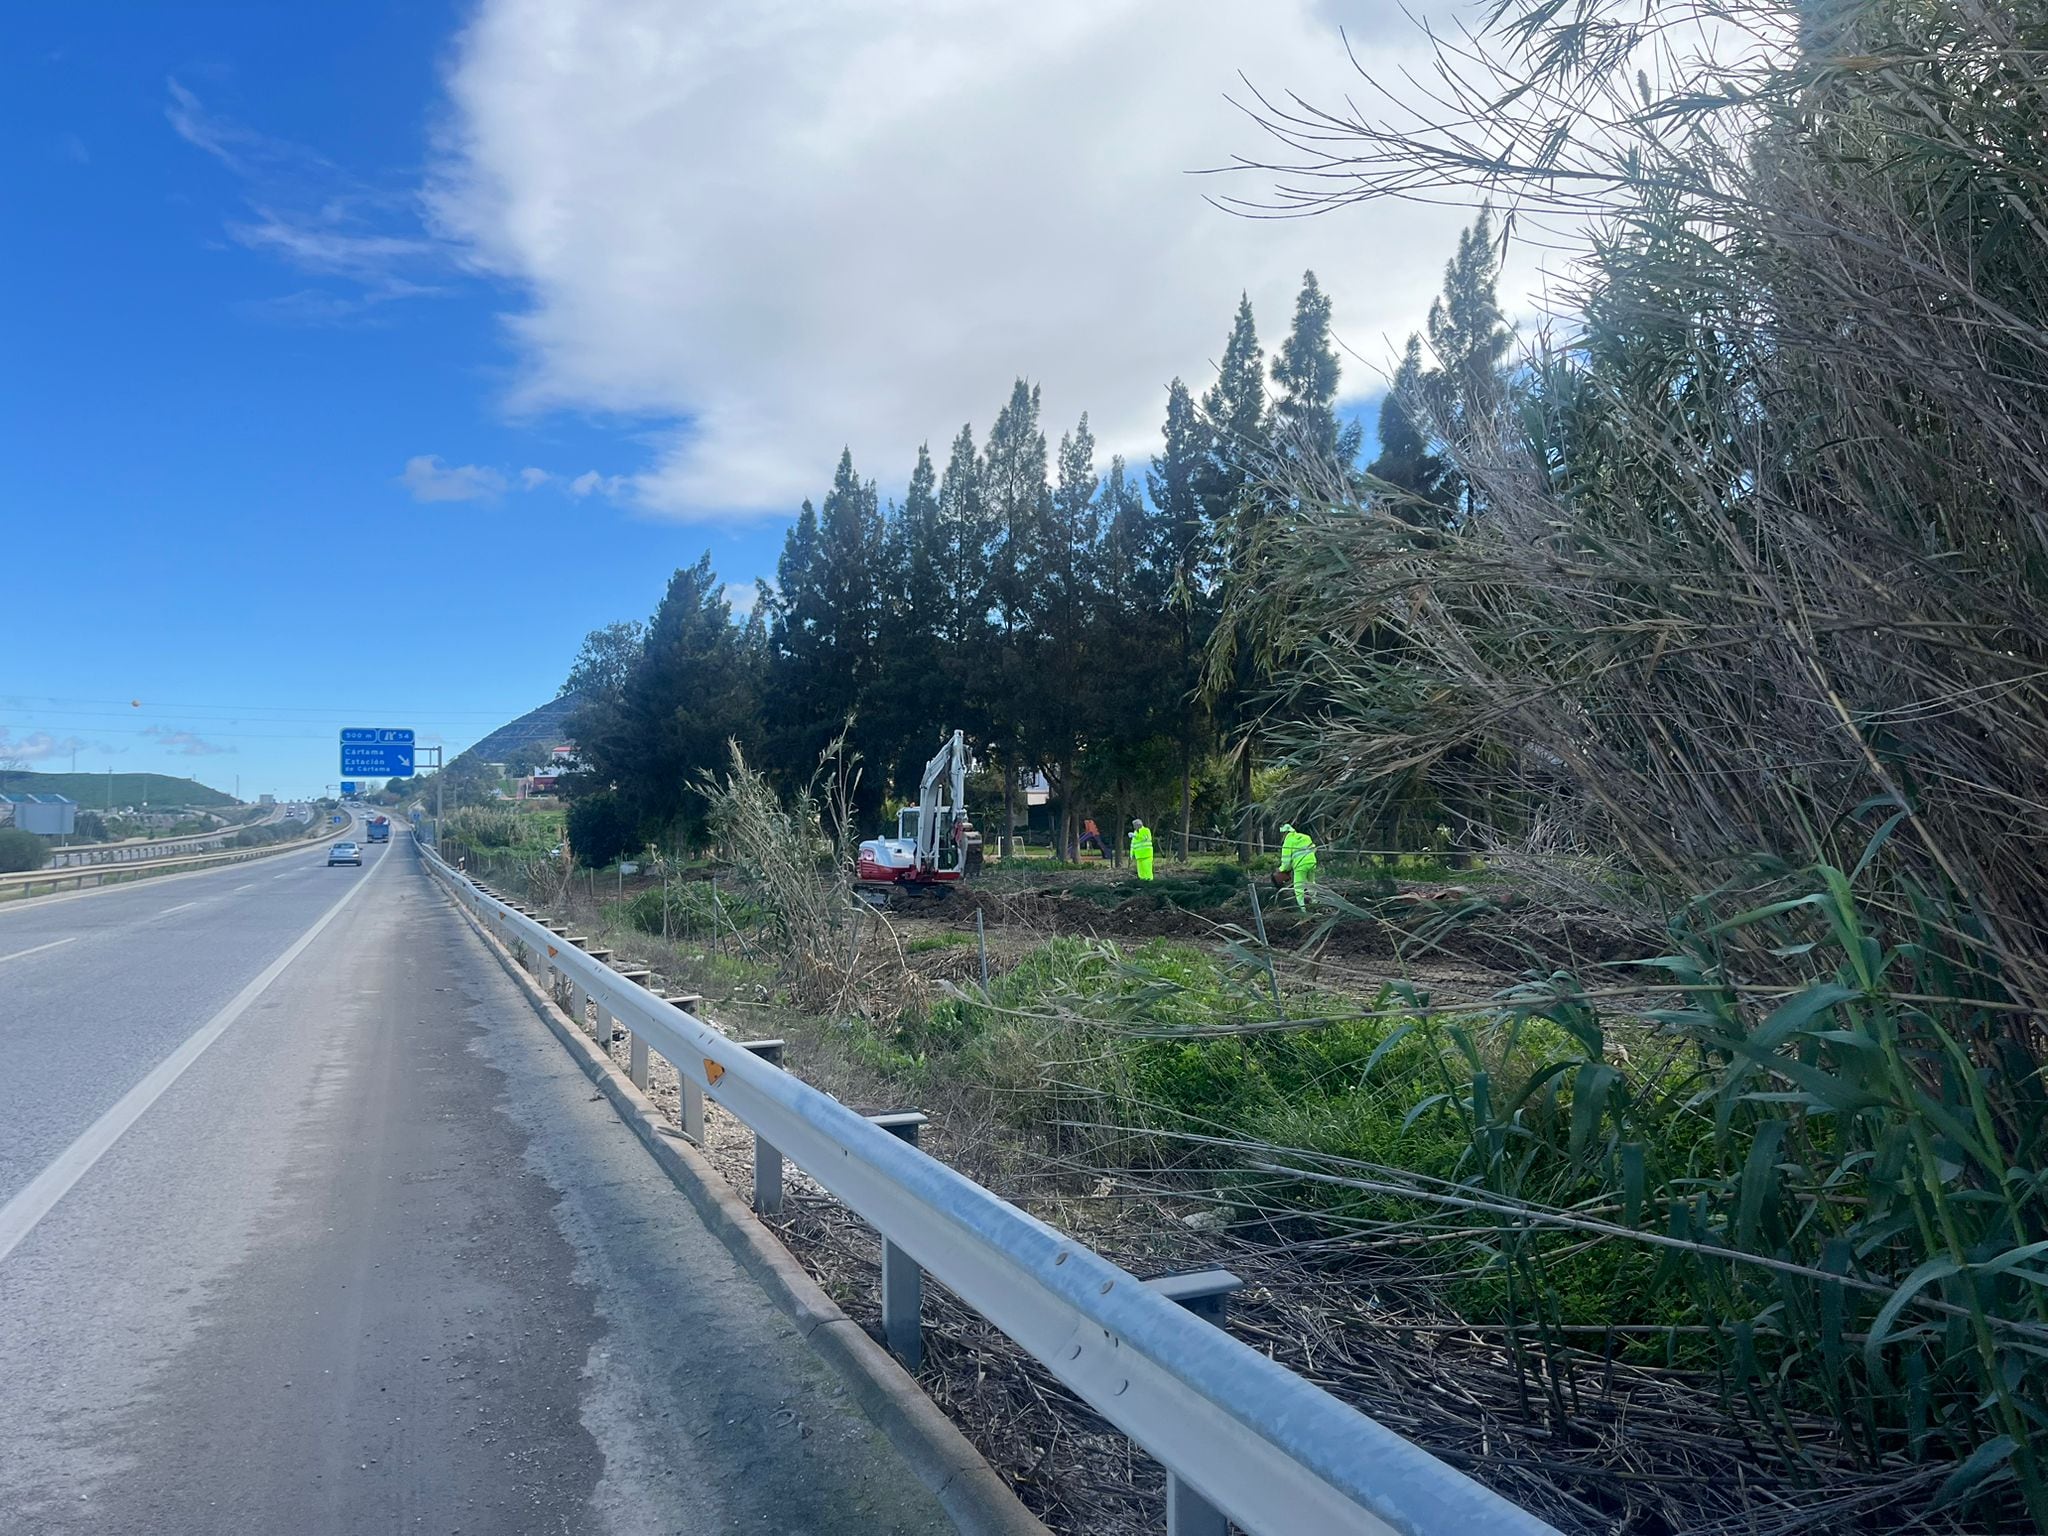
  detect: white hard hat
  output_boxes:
[1280,823,1294,834]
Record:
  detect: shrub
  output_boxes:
[0,828,49,873]
[623,880,769,940]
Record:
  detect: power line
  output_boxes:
[0,695,539,720]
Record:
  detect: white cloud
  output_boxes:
[568,470,628,499]
[0,730,91,764]
[402,456,629,502]
[399,454,509,502]
[722,582,765,617]
[426,0,1483,519]
[141,726,235,757]
[168,80,445,320]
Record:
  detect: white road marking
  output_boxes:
[233,883,255,892]
[271,872,294,880]
[155,902,197,917]
[0,937,77,966]
[0,848,386,1264]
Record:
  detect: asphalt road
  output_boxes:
[0,834,953,1534]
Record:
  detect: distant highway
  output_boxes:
[42,801,294,869]
[0,834,952,1533]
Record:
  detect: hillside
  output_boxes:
[456,693,581,770]
[0,770,238,809]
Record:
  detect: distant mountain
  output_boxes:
[0,770,238,809]
[456,694,582,770]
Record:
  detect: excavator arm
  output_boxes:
[915,729,968,873]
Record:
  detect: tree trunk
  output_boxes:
[1050,759,1070,863]
[1001,753,1016,859]
[1062,758,1078,861]
[1179,732,1192,862]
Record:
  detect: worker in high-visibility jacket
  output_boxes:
[1128,817,1155,881]
[1279,823,1317,910]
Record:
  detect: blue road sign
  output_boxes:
[340,727,415,777]
[340,781,358,795]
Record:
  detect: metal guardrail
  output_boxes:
[421,840,1556,1536]
[0,814,350,897]
[41,816,293,869]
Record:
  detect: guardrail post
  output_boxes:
[1144,1269,1245,1536]
[661,995,707,1142]
[736,1039,786,1213]
[868,1111,929,1370]
[569,941,611,1038]
[614,967,652,1065]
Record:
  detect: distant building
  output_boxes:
[259,793,277,807]
[0,793,78,836]
[517,742,577,800]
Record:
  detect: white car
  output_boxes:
[327,841,362,867]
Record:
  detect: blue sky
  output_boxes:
[5,2,788,799]
[4,3,1446,801]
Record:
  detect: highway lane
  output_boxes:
[0,834,954,1533]
[0,820,377,1210]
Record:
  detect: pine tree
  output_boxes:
[767,449,886,824]
[1424,207,1512,517]
[583,555,760,847]
[896,445,942,639]
[1272,269,1349,470]
[1197,295,1268,530]
[935,425,990,652]
[979,380,1049,856]
[872,446,940,793]
[1148,377,1215,857]
[1024,414,1102,859]
[1099,452,1157,615]
[559,620,646,703]
[1366,334,1454,522]
[1197,296,1275,861]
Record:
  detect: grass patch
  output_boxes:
[621,880,772,942]
[864,934,1726,1351]
[904,930,975,954]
